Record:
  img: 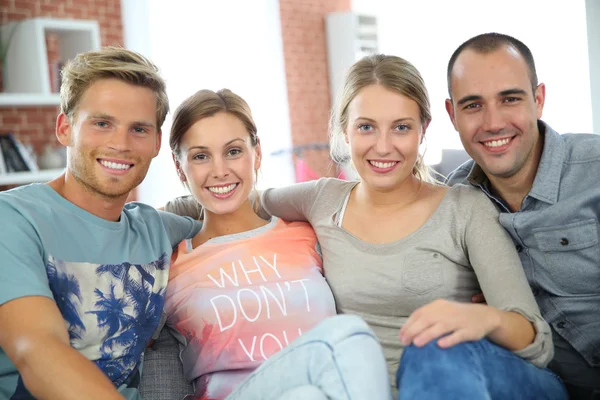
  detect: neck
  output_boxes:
[487,133,544,212]
[201,199,267,239]
[354,175,423,211]
[48,170,128,222]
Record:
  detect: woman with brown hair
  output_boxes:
[157,88,391,400]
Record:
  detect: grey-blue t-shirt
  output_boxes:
[0,184,200,400]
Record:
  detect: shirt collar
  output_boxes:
[466,120,564,205]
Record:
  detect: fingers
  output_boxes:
[400,300,451,345]
[400,316,435,346]
[436,330,474,348]
[412,323,454,347]
[471,292,486,303]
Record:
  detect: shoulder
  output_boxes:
[446,183,488,202]
[124,202,195,225]
[559,133,600,163]
[0,184,51,208]
[315,177,357,198]
[443,184,498,216]
[0,184,57,223]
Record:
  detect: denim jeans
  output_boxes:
[396,338,567,400]
[226,314,392,400]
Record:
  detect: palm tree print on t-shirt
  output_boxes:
[46,253,169,387]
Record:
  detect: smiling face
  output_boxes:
[345,84,426,192]
[57,78,161,199]
[446,45,545,180]
[177,112,261,216]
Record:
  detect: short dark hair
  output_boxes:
[447,32,538,98]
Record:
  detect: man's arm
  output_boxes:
[0,296,124,400]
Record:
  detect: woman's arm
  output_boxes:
[400,188,552,367]
[399,299,533,350]
[463,189,553,366]
[260,179,324,222]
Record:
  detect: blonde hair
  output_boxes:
[60,46,169,129]
[330,54,436,183]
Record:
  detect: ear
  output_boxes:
[421,119,431,143]
[254,137,262,171]
[56,113,73,147]
[153,130,162,158]
[445,98,459,131]
[534,83,546,120]
[172,152,186,182]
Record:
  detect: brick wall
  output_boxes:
[279,0,351,179]
[0,0,123,157]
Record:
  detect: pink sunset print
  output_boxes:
[164,219,337,400]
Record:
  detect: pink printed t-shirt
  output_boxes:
[164,217,337,400]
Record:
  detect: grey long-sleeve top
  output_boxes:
[262,178,553,390]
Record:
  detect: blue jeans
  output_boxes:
[226,314,392,400]
[396,338,567,400]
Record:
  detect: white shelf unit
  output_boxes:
[325,12,378,104]
[0,18,101,106]
[0,168,64,186]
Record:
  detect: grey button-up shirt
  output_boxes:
[447,120,600,368]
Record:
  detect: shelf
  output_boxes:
[0,17,100,98]
[0,93,60,107]
[0,168,64,185]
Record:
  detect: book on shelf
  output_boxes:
[0,146,6,174]
[0,133,40,174]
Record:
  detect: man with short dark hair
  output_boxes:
[446,32,600,399]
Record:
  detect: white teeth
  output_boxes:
[369,161,397,169]
[484,138,510,148]
[100,160,132,170]
[208,184,237,194]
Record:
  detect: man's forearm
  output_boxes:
[15,337,124,400]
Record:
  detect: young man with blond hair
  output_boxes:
[0,47,199,400]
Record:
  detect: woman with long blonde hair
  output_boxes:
[259,54,566,399]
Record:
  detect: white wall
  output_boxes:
[122,0,295,207]
[351,0,594,164]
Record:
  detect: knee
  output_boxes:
[400,339,480,369]
[299,315,376,347]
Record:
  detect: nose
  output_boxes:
[374,131,392,155]
[481,104,506,134]
[107,128,130,152]
[211,156,230,179]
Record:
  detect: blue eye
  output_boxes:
[133,127,148,134]
[357,123,373,132]
[395,124,410,131]
[95,121,109,128]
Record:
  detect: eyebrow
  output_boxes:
[87,113,156,129]
[187,137,245,151]
[456,88,529,106]
[354,117,416,123]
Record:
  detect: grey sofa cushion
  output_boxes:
[140,327,193,400]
